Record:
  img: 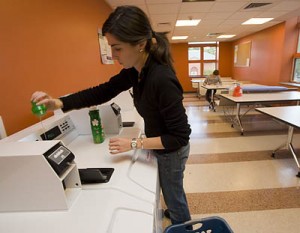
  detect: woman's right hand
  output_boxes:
[31,91,63,111]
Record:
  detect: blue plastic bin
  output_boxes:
[164,216,234,233]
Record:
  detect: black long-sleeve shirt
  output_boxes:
[60,56,191,152]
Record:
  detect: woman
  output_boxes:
[31,5,191,225]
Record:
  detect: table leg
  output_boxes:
[272,126,300,177]
[287,126,300,177]
[272,142,286,157]
[289,143,300,177]
[235,103,244,135]
[272,127,291,157]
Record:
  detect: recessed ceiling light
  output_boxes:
[217,35,236,39]
[242,18,273,25]
[172,36,188,40]
[176,19,201,27]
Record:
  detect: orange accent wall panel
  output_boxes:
[0,0,121,135]
[232,17,299,85]
[233,24,285,85]
[171,43,194,92]
[219,42,234,77]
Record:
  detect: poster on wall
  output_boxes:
[234,41,251,67]
[98,29,114,65]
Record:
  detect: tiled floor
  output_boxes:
[162,93,300,233]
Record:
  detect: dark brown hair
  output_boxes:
[213,70,219,75]
[102,5,175,72]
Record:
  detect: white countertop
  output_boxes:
[0,107,160,233]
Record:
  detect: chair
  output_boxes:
[0,116,7,139]
[164,216,234,233]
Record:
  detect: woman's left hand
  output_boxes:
[109,137,131,154]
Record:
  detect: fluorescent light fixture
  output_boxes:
[242,18,273,25]
[172,36,188,40]
[217,35,236,39]
[176,19,201,27]
[188,41,217,45]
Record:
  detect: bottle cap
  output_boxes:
[89,106,98,111]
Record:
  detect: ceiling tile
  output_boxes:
[179,2,214,13]
[210,2,248,12]
[148,3,181,14]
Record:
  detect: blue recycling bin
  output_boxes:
[164,216,234,233]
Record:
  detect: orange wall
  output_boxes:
[232,17,299,85]
[0,0,122,135]
[171,43,194,92]
[219,42,234,77]
[1,0,299,136]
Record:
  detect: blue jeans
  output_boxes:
[154,143,191,225]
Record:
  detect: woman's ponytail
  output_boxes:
[150,31,175,73]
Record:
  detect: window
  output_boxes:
[204,47,216,60]
[189,63,201,76]
[292,30,300,83]
[188,47,201,60]
[203,63,216,75]
[188,47,201,76]
[293,58,300,82]
[188,43,218,77]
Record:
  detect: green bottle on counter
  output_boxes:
[89,107,105,144]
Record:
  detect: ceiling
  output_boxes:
[104,0,300,43]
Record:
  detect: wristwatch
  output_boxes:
[131,138,137,149]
